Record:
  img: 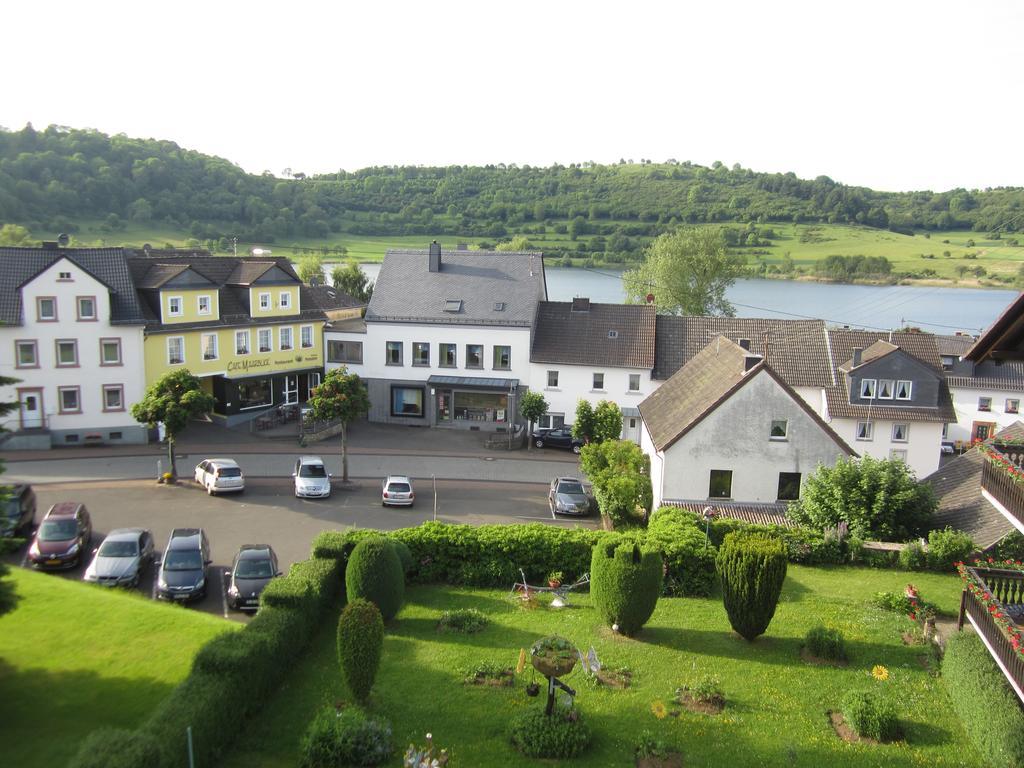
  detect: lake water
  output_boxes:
[331,262,1014,335]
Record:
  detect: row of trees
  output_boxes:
[3,124,1023,246]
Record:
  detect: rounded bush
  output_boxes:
[898,541,928,571]
[716,531,787,641]
[841,690,900,742]
[67,727,160,768]
[346,535,405,621]
[337,598,384,703]
[804,625,847,661]
[508,709,592,758]
[299,707,393,768]
[590,540,663,636]
[926,527,975,570]
[390,538,414,574]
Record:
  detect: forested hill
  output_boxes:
[1,124,1022,248]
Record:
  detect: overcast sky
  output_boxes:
[4,1,1020,192]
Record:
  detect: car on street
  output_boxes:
[156,528,211,603]
[382,475,415,507]
[531,426,584,454]
[194,458,245,495]
[227,544,281,611]
[83,528,156,588]
[1,483,36,537]
[27,502,92,570]
[548,477,594,516]
[293,456,332,498]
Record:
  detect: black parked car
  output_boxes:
[1,484,36,537]
[156,528,211,603]
[227,544,281,611]
[531,426,584,454]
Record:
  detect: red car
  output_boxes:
[28,503,92,570]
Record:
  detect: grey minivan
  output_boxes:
[293,456,332,498]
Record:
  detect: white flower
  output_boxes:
[425,732,432,740]
[612,623,620,632]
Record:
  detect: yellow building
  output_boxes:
[128,253,361,425]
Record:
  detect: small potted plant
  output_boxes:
[530,635,578,678]
[547,570,564,589]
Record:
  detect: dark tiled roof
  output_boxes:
[662,500,795,528]
[839,339,898,372]
[133,263,192,289]
[531,301,655,368]
[366,249,546,326]
[305,285,364,311]
[926,450,1015,550]
[0,246,146,325]
[946,359,1024,392]
[828,329,943,373]
[652,316,832,386]
[935,334,976,357]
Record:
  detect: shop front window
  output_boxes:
[238,378,273,410]
[453,391,508,423]
[391,386,424,417]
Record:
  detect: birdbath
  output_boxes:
[530,635,578,715]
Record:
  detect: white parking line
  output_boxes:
[219,568,229,619]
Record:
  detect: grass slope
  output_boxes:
[225,566,973,768]
[0,569,235,768]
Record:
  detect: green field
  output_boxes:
[224,567,973,768]
[38,219,1024,287]
[0,569,236,768]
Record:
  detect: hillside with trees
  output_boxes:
[1,124,1022,270]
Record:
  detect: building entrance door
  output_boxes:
[284,375,298,405]
[19,389,43,429]
[437,391,452,422]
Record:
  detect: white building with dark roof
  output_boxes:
[325,243,547,430]
[0,245,148,447]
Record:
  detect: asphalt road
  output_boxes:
[9,476,598,623]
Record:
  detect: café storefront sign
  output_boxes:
[227,352,320,377]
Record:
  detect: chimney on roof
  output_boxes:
[428,241,441,273]
[571,297,590,313]
[738,338,751,351]
[42,240,59,250]
[743,354,763,373]
[852,347,863,367]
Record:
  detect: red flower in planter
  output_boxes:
[909,612,917,621]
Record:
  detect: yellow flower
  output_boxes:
[871,665,889,681]
[651,700,668,719]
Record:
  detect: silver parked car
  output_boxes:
[83,528,155,588]
[382,475,415,507]
[293,456,332,498]
[194,458,245,495]
[548,477,593,516]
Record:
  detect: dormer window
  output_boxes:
[444,299,463,313]
[895,380,912,400]
[167,296,183,317]
[878,379,894,399]
[608,330,619,339]
[279,291,292,310]
[859,378,876,399]
[197,295,211,315]
[259,292,271,311]
[493,302,505,312]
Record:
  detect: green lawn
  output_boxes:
[0,569,236,768]
[225,566,974,768]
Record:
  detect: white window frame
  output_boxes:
[37,296,57,321]
[235,330,250,355]
[877,379,894,400]
[895,380,912,400]
[58,386,81,414]
[300,325,314,349]
[201,333,219,361]
[539,413,565,429]
[890,449,908,462]
[859,378,876,399]
[102,384,124,412]
[1007,398,1020,415]
[546,370,559,389]
[628,374,641,392]
[197,295,212,315]
[592,372,605,391]
[167,296,183,317]
[258,328,273,353]
[258,292,271,311]
[100,338,122,366]
[15,340,38,368]
[978,396,992,412]
[55,339,78,367]
[279,291,292,310]
[770,419,788,440]
[856,421,874,441]
[891,423,909,443]
[279,326,293,351]
[167,336,185,365]
[76,296,97,321]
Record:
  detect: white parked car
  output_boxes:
[293,456,332,498]
[382,475,415,507]
[194,458,245,495]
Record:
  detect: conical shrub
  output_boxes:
[590,539,663,636]
[337,598,384,703]
[346,535,405,621]
[716,531,787,641]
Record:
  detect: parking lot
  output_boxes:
[7,475,598,623]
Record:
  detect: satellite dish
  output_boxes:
[645,293,655,304]
[57,233,69,247]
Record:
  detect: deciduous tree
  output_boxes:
[305,366,370,483]
[131,369,215,479]
[518,391,548,451]
[330,260,373,303]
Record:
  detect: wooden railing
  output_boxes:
[981,456,1024,530]
[958,566,1024,703]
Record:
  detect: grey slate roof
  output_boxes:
[0,246,146,326]
[652,316,832,386]
[305,285,364,312]
[935,333,976,357]
[365,249,547,326]
[947,359,1024,392]
[531,301,656,368]
[927,450,1015,550]
[662,500,795,528]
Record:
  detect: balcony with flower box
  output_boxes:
[957,561,1024,704]
[979,444,1024,535]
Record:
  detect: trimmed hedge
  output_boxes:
[716,531,788,641]
[67,728,160,768]
[508,709,592,758]
[942,633,1024,767]
[804,625,847,662]
[337,598,384,703]
[346,535,405,621]
[841,689,900,742]
[645,507,717,596]
[590,540,663,636]
[299,707,393,768]
[391,539,414,574]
